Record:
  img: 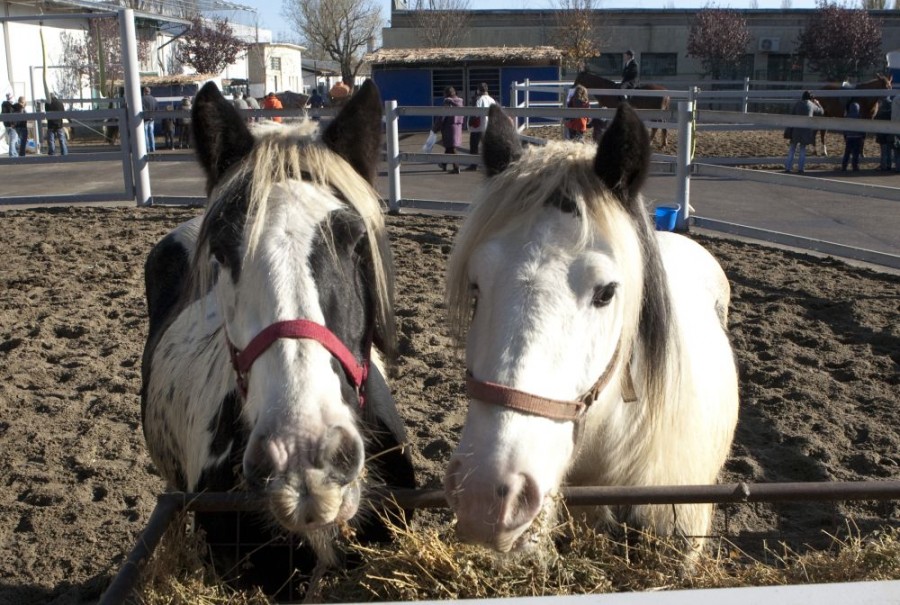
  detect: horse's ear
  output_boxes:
[322,79,383,184]
[594,102,650,203]
[192,82,255,196]
[483,104,522,176]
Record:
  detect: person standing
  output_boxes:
[141,87,157,152]
[263,92,283,123]
[14,96,28,156]
[565,84,591,142]
[621,50,639,90]
[177,96,192,149]
[245,93,260,123]
[467,82,496,170]
[874,97,894,172]
[841,101,864,172]
[432,86,464,174]
[233,91,249,111]
[784,91,823,174]
[2,92,18,157]
[162,105,176,150]
[46,93,68,156]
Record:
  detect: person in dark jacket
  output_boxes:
[874,97,894,171]
[13,96,28,156]
[621,50,639,90]
[432,86,464,174]
[841,101,865,172]
[46,93,68,156]
[141,87,157,152]
[2,92,18,157]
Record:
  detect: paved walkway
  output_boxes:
[1,135,898,264]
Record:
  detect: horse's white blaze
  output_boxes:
[147,180,365,527]
[446,206,636,551]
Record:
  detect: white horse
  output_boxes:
[443,103,739,556]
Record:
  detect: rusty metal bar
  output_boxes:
[99,493,182,605]
[155,480,900,512]
[102,480,900,603]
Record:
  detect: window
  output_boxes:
[270,56,282,71]
[767,54,803,82]
[466,67,500,103]
[641,53,677,78]
[587,54,621,76]
[432,68,464,104]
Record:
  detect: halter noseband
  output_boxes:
[465,340,634,442]
[226,319,370,406]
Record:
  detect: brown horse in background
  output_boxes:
[816,73,893,156]
[574,71,671,147]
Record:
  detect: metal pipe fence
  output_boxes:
[101,480,900,604]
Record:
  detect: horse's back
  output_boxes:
[655,232,738,474]
[144,216,202,340]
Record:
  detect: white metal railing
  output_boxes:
[384,93,900,269]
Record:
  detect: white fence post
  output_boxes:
[119,8,151,207]
[674,96,694,231]
[524,78,530,129]
[385,99,401,214]
[742,76,750,113]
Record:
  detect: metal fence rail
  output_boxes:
[100,480,900,604]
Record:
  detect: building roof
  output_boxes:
[365,46,563,66]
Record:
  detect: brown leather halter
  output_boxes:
[465,340,635,443]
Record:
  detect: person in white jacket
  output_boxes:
[467,82,496,170]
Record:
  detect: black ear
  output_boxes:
[322,80,383,184]
[192,82,255,196]
[482,104,522,176]
[594,103,650,205]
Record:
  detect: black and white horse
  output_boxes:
[141,81,414,595]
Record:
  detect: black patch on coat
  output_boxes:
[192,82,255,196]
[321,80,383,184]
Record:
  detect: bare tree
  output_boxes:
[409,0,471,48]
[860,0,888,8]
[797,0,883,81]
[687,8,752,80]
[57,18,152,96]
[552,0,601,71]
[282,0,382,83]
[177,16,247,75]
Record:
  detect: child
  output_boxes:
[162,105,176,150]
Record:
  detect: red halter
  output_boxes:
[226,319,370,406]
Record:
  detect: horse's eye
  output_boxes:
[470,283,479,316]
[592,282,617,308]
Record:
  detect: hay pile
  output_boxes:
[136,506,900,603]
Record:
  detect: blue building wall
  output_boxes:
[374,64,561,131]
[373,69,433,131]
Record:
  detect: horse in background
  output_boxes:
[443,103,738,559]
[140,80,415,598]
[816,73,893,156]
[574,71,671,148]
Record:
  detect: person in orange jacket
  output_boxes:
[262,92,283,123]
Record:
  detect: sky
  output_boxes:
[235,0,824,44]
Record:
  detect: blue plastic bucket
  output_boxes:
[654,204,681,231]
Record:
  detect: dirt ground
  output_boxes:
[1,132,898,604]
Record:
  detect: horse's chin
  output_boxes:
[266,475,361,534]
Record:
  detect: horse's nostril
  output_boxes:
[496,484,510,498]
[319,425,364,485]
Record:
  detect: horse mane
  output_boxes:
[446,141,676,413]
[189,121,397,359]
